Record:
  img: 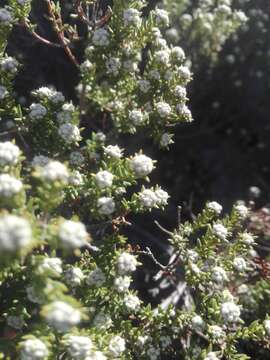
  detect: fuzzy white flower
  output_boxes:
[97,197,115,215]
[0,85,8,100]
[129,109,144,126]
[221,302,241,323]
[38,257,63,275]
[174,85,187,100]
[0,141,20,166]
[20,338,48,360]
[155,188,169,206]
[123,8,141,26]
[70,151,85,166]
[208,325,225,340]
[95,170,114,188]
[154,49,170,65]
[204,352,219,360]
[108,336,126,357]
[178,65,192,83]
[176,104,193,122]
[88,351,107,360]
[0,174,23,197]
[124,294,140,311]
[241,232,255,245]
[69,171,83,186]
[212,266,228,284]
[153,8,169,27]
[86,268,106,286]
[233,257,247,272]
[138,189,158,208]
[0,56,18,73]
[264,320,270,336]
[29,103,47,119]
[45,301,81,332]
[212,224,228,241]
[138,79,151,93]
[117,252,137,275]
[92,28,110,46]
[207,201,223,214]
[65,335,93,359]
[0,8,12,24]
[32,155,50,167]
[234,204,249,218]
[40,161,69,183]
[58,123,80,143]
[114,276,131,292]
[81,60,94,72]
[160,133,174,147]
[149,69,160,80]
[93,313,112,329]
[59,220,88,249]
[156,102,171,118]
[64,267,84,286]
[171,46,185,62]
[130,154,154,177]
[26,286,43,304]
[191,315,204,330]
[104,145,123,159]
[106,57,121,75]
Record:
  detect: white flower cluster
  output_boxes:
[138,188,169,208]
[156,102,171,118]
[38,257,63,276]
[86,267,106,286]
[104,145,123,159]
[117,252,137,275]
[20,338,48,360]
[0,56,18,73]
[207,201,223,214]
[29,103,47,119]
[0,141,20,166]
[33,87,65,104]
[97,197,115,215]
[0,174,23,197]
[65,335,93,359]
[58,220,89,249]
[106,57,121,76]
[212,266,228,284]
[0,8,12,24]
[58,123,81,143]
[64,266,84,286]
[95,170,114,188]
[123,8,141,27]
[92,28,110,46]
[212,223,228,241]
[124,294,140,311]
[129,109,145,126]
[40,161,69,183]
[130,154,154,177]
[70,151,85,165]
[45,301,81,332]
[114,275,131,292]
[108,336,126,357]
[221,301,241,323]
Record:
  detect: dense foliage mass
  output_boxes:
[1,1,270,359]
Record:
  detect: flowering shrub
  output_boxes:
[0,0,270,359]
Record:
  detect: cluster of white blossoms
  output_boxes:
[0,56,18,73]
[124,293,140,311]
[29,103,47,119]
[44,301,81,332]
[38,257,63,276]
[33,87,65,104]
[65,335,93,359]
[86,267,106,286]
[208,325,225,340]
[20,338,49,360]
[58,220,89,249]
[56,102,75,123]
[0,7,13,24]
[138,187,169,208]
[108,336,126,357]
[95,170,114,188]
[204,352,219,360]
[130,154,154,177]
[104,145,123,159]
[233,257,247,272]
[0,141,20,166]
[129,109,145,126]
[207,201,223,215]
[156,102,171,118]
[220,301,241,323]
[191,315,204,331]
[92,28,110,46]
[0,215,32,252]
[64,266,84,286]
[114,275,131,292]
[212,266,228,284]
[106,57,121,76]
[117,252,137,275]
[234,204,249,218]
[0,85,8,100]
[123,8,141,27]
[58,123,81,143]
[40,161,69,183]
[212,223,228,241]
[0,173,23,197]
[97,196,115,215]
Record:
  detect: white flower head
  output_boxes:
[0,174,23,197]
[174,85,187,100]
[123,8,141,26]
[70,151,85,166]
[20,338,48,360]
[124,294,140,311]
[129,109,145,126]
[153,8,169,27]
[160,133,174,147]
[138,188,158,208]
[114,276,131,292]
[97,197,115,215]
[154,49,170,65]
[264,320,270,336]
[44,301,81,332]
[104,145,123,159]
[241,232,255,245]
[58,123,81,143]
[191,315,204,330]
[65,335,93,359]
[0,56,18,73]
[108,336,125,357]
[7,315,24,330]
[0,141,20,166]
[138,79,151,93]
[40,161,69,183]
[95,170,114,188]
[204,352,219,360]
[130,154,154,177]
[208,325,225,340]
[38,257,63,276]
[59,220,89,249]
[86,267,106,286]
[234,204,249,219]
[212,266,228,284]
[92,28,110,46]
[171,46,185,62]
[117,252,137,275]
[221,302,241,323]
[69,170,83,186]
[106,57,121,75]
[233,257,247,272]
[212,224,228,241]
[178,65,192,83]
[155,188,169,206]
[156,102,171,118]
[29,103,47,119]
[64,267,84,286]
[93,312,112,329]
[207,201,223,214]
[0,8,13,24]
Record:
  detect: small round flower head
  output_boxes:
[241,232,255,245]
[207,201,223,215]
[65,335,93,359]
[0,174,23,197]
[64,266,84,286]
[130,154,154,177]
[155,188,169,206]
[58,220,89,249]
[114,276,131,292]
[89,351,107,360]
[0,56,18,73]
[146,346,160,360]
[176,104,193,122]
[160,133,174,148]
[40,161,69,183]
[26,286,43,304]
[86,267,106,286]
[45,301,81,332]
[171,46,185,62]
[153,8,169,27]
[117,252,137,275]
[104,145,123,159]
[0,141,20,166]
[95,131,106,142]
[29,103,47,119]
[212,224,228,241]
[95,170,114,188]
[0,85,8,100]
[80,60,94,73]
[123,8,141,26]
[154,49,170,65]
[234,204,249,218]
[178,65,192,83]
[93,313,112,329]
[0,8,13,24]
[191,315,204,330]
[138,79,151,93]
[97,197,115,215]
[174,85,187,100]
[233,257,247,272]
[138,188,158,208]
[156,102,171,118]
[124,294,140,311]
[20,338,48,360]
[208,325,225,340]
[264,320,270,336]
[212,266,228,284]
[204,352,219,360]
[38,257,63,276]
[7,315,24,330]
[92,28,110,46]
[106,57,121,75]
[69,170,83,186]
[70,151,85,166]
[58,123,81,143]
[32,155,50,167]
[149,69,160,80]
[129,109,145,126]
[108,336,126,357]
[221,302,241,323]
